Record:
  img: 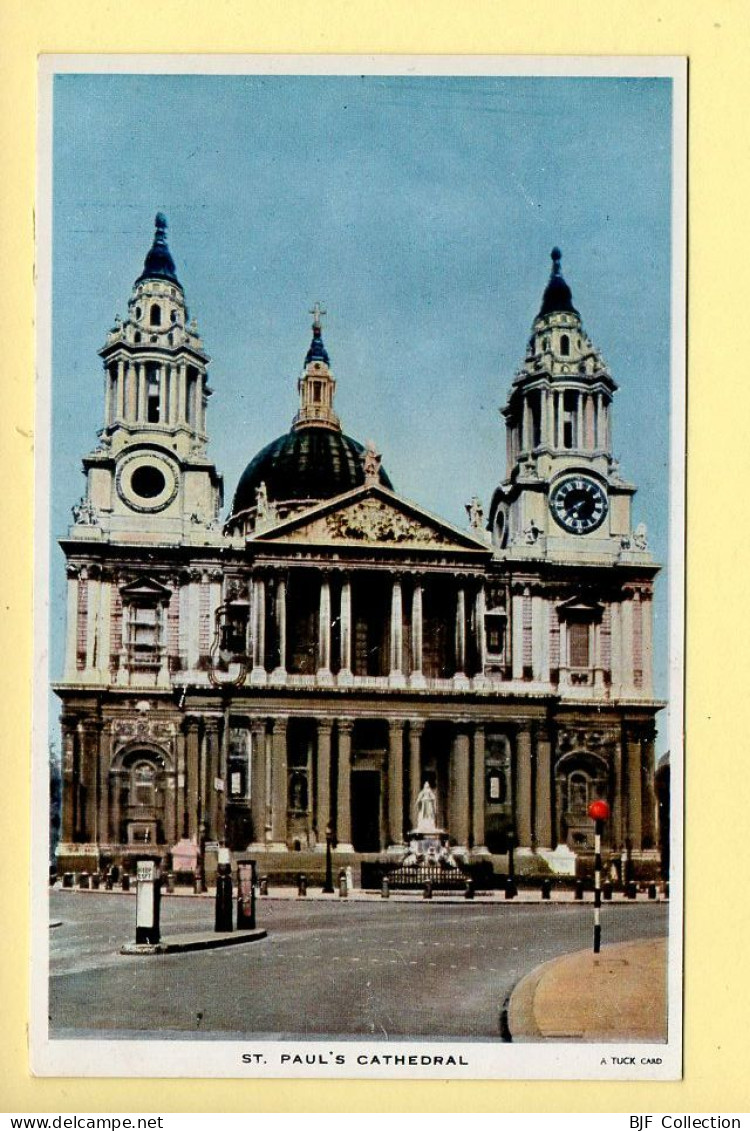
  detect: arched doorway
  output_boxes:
[554,750,610,851]
[117,747,170,846]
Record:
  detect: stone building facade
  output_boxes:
[54,218,662,877]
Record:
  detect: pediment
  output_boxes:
[119,576,172,600]
[252,485,490,554]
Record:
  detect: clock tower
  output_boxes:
[489,248,641,562]
[71,213,223,547]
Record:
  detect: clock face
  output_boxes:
[550,475,608,534]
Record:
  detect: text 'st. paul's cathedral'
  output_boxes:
[55,218,662,879]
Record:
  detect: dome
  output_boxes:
[231,427,394,518]
[538,247,578,318]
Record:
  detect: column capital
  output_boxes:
[183,715,202,734]
[408,718,425,736]
[271,716,288,735]
[337,717,355,735]
[316,718,333,736]
[249,718,268,738]
[388,718,405,735]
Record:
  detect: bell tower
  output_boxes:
[69,213,223,546]
[489,248,645,562]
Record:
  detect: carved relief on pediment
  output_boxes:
[325,500,442,544]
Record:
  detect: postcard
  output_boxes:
[31,54,686,1081]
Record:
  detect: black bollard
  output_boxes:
[104,870,113,891]
[603,881,613,901]
[381,877,390,899]
[626,880,637,900]
[663,881,670,900]
[62,872,73,889]
[541,878,552,901]
[423,881,433,900]
[260,875,269,896]
[78,872,90,889]
[464,879,475,900]
[504,878,516,900]
[574,879,584,900]
[91,873,100,890]
[121,873,130,892]
[298,872,307,898]
[215,862,234,932]
[648,882,657,900]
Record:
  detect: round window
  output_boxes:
[131,465,166,499]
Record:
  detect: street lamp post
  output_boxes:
[588,799,610,953]
[322,822,334,894]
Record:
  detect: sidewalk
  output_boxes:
[506,937,668,1041]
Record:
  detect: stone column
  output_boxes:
[79,720,100,843]
[515,727,533,848]
[336,719,354,851]
[64,569,79,678]
[546,386,555,449]
[178,363,187,424]
[164,771,177,846]
[61,718,77,843]
[116,360,126,420]
[185,717,200,841]
[621,596,634,694]
[97,722,111,845]
[454,586,467,683]
[316,720,332,842]
[137,363,147,423]
[641,593,654,695]
[250,720,267,847]
[555,390,563,449]
[317,575,333,683]
[270,717,288,849]
[176,730,187,839]
[576,392,584,449]
[627,730,643,851]
[205,719,221,843]
[271,575,287,682]
[338,576,352,681]
[104,370,113,428]
[474,584,487,680]
[110,768,124,846]
[250,574,267,684]
[388,577,405,686]
[642,729,657,850]
[126,363,137,420]
[471,724,486,851]
[521,396,529,451]
[387,720,405,846]
[450,725,471,847]
[408,720,424,830]
[511,590,524,680]
[410,580,425,688]
[595,393,602,449]
[534,724,552,849]
[612,736,623,849]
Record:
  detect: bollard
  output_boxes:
[541,878,551,901]
[104,870,113,891]
[423,881,433,900]
[381,877,390,899]
[663,880,669,900]
[62,872,73,889]
[135,860,161,945]
[237,860,256,930]
[298,872,307,898]
[166,872,175,894]
[626,880,637,900]
[78,872,90,889]
[91,873,101,890]
[603,881,613,901]
[260,875,269,896]
[338,869,347,898]
[193,871,203,895]
[214,856,234,933]
[121,873,130,892]
[464,879,475,900]
[648,882,657,900]
[574,878,584,900]
[505,878,516,900]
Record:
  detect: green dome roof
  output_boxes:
[231,427,394,518]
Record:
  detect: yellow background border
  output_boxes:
[1,0,746,1113]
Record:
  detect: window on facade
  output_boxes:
[485,614,506,656]
[568,771,589,812]
[128,604,161,663]
[146,366,160,423]
[560,334,570,356]
[568,621,591,668]
[563,391,577,450]
[132,762,157,807]
[150,303,161,326]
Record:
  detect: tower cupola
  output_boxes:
[293,302,340,432]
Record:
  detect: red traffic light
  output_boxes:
[588,800,610,821]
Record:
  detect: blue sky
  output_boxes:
[50,72,674,742]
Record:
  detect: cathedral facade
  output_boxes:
[54,216,662,879]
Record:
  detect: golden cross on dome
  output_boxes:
[309,301,326,329]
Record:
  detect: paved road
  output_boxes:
[49,891,668,1040]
